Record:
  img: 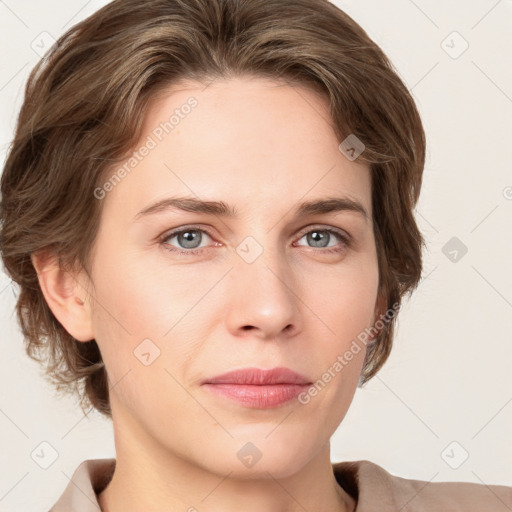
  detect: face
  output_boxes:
[83,76,381,478]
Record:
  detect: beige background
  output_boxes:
[1,1,511,510]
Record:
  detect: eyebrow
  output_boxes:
[133,195,369,223]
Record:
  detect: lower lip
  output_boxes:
[202,383,310,408]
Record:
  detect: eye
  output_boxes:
[160,227,215,255]
[295,227,351,253]
[159,225,352,256]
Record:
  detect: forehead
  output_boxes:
[101,76,372,221]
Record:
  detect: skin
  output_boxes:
[33,76,384,512]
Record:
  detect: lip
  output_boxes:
[201,367,312,409]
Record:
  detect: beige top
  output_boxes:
[49,458,512,511]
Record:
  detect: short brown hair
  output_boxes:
[0,0,426,418]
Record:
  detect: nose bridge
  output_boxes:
[224,231,301,338]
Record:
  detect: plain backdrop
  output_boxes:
[1,0,511,510]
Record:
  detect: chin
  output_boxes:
[196,435,317,480]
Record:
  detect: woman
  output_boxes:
[1,0,510,510]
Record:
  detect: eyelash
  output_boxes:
[159,225,352,256]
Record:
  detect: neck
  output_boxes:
[97,401,355,512]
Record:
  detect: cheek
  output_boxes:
[300,254,379,342]
[89,275,202,425]
[296,255,377,408]
[88,246,216,383]
[90,244,190,333]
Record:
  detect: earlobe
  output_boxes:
[31,250,95,342]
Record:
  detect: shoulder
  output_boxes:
[49,458,116,512]
[332,459,512,511]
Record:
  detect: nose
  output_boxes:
[224,242,302,341]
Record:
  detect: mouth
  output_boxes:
[201,367,312,409]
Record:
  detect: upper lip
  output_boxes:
[201,367,312,385]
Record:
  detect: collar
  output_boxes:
[49,457,512,511]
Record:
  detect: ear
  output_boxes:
[31,250,95,342]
